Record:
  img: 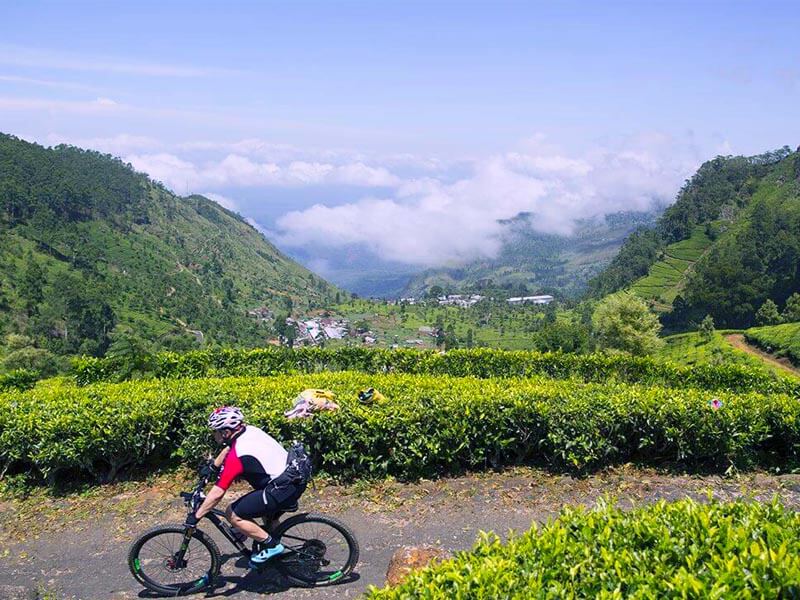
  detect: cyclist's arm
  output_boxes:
[212,446,229,468]
[195,485,226,519]
[194,446,241,519]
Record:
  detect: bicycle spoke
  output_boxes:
[136,531,212,590]
[277,518,354,584]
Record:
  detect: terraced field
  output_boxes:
[630,226,713,310]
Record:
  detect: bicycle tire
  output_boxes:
[273,512,359,587]
[128,524,222,596]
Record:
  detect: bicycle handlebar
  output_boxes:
[180,476,210,513]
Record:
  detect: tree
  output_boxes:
[428,285,444,299]
[221,278,236,307]
[592,294,664,356]
[435,327,446,348]
[273,312,290,340]
[20,254,45,314]
[782,293,800,323]
[443,329,458,350]
[465,328,474,348]
[0,280,8,310]
[106,332,154,380]
[756,299,782,326]
[536,321,589,353]
[284,326,296,348]
[699,314,715,341]
[2,346,60,377]
[544,302,557,324]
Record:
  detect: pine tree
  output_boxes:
[19,254,45,315]
[699,314,715,341]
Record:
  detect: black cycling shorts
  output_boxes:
[230,480,305,520]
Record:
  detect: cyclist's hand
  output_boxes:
[184,512,200,528]
[198,460,220,481]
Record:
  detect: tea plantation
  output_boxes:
[368,499,800,598]
[746,322,800,367]
[3,346,800,596]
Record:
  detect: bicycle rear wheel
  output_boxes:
[128,524,221,596]
[273,513,359,587]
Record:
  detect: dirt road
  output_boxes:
[3,467,800,599]
[725,334,800,376]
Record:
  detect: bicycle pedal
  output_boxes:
[248,560,267,572]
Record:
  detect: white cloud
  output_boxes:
[126,152,199,189]
[274,134,704,266]
[0,74,100,92]
[0,95,127,114]
[125,152,402,190]
[44,133,161,155]
[0,44,237,77]
[203,192,238,211]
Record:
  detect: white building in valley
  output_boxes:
[507,295,554,306]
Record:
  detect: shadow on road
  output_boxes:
[135,551,360,598]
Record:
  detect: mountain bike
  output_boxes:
[128,474,359,596]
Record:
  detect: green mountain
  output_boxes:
[589,146,800,329]
[0,133,339,360]
[402,210,660,299]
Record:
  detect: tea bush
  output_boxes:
[746,322,800,367]
[74,347,799,396]
[368,498,800,599]
[0,369,37,392]
[2,372,798,484]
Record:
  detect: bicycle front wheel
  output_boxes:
[274,513,359,587]
[128,524,221,596]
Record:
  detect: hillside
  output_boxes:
[590,146,800,329]
[628,225,714,311]
[402,210,660,299]
[0,134,339,362]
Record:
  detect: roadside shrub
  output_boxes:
[368,498,800,598]
[74,347,800,396]
[0,369,37,392]
[2,372,798,484]
[0,380,183,482]
[2,346,62,377]
[746,323,800,367]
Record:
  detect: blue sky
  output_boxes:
[1,1,798,286]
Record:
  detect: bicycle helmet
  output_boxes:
[207,406,245,430]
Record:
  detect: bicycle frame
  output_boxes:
[206,508,251,555]
[175,477,293,568]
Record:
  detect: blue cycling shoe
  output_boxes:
[249,543,285,568]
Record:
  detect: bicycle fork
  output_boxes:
[170,528,195,570]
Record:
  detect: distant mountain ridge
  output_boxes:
[0,133,339,356]
[401,209,662,299]
[590,146,800,329]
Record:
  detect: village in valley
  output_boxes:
[247,293,556,348]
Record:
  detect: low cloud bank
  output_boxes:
[36,131,710,267]
[275,134,704,266]
[126,152,401,189]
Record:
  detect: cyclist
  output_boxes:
[186,406,307,567]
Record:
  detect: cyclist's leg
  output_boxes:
[230,489,287,565]
[227,489,271,542]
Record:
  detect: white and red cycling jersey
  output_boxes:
[216,425,288,491]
